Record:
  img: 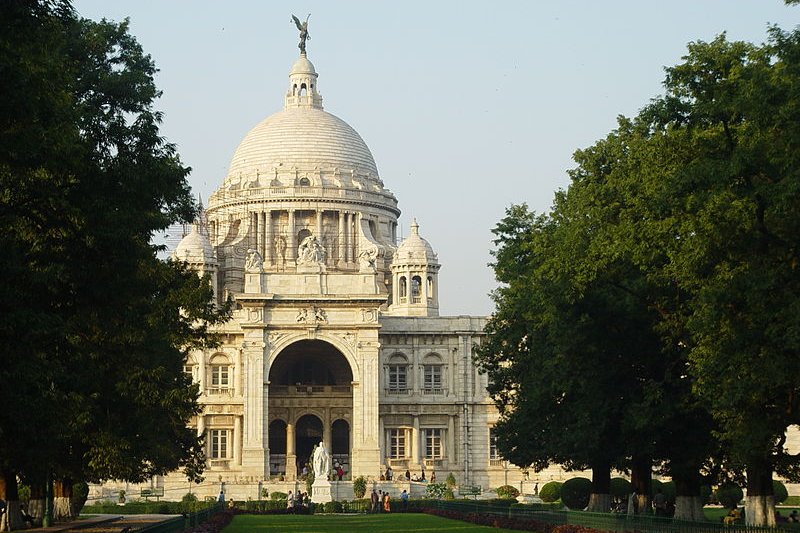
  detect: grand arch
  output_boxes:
[267,339,354,479]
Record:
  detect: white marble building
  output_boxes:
[161,49,529,500]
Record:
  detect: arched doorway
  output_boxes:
[268,339,353,479]
[268,420,287,476]
[295,414,323,474]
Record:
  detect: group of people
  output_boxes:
[382,466,433,483]
[370,488,409,513]
[286,490,311,511]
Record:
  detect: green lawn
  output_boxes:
[222,513,519,532]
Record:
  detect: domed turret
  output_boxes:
[387,219,440,316]
[172,206,218,303]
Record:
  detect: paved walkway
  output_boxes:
[25,514,181,533]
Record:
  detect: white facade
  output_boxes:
[154,50,540,500]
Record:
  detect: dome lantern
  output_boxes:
[285,54,323,110]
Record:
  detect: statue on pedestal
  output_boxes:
[312,441,330,480]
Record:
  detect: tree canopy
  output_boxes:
[477,26,800,526]
[0,2,228,524]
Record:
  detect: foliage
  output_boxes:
[773,480,788,504]
[715,483,744,509]
[182,492,199,503]
[352,476,367,499]
[321,501,344,513]
[495,485,520,499]
[445,473,457,488]
[561,478,592,510]
[425,483,449,499]
[609,478,631,500]
[270,491,287,501]
[0,0,229,500]
[539,481,563,503]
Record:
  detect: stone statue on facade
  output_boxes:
[245,248,263,272]
[297,235,325,265]
[312,441,330,479]
[274,236,286,269]
[291,14,311,55]
[358,245,379,273]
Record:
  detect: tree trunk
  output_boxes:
[53,477,73,520]
[673,472,704,521]
[27,483,45,527]
[0,470,23,532]
[587,465,611,512]
[674,495,705,522]
[630,455,651,515]
[745,465,775,527]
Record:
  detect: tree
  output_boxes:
[0,2,228,528]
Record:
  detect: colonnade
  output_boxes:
[242,208,362,268]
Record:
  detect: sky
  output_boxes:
[73,1,798,316]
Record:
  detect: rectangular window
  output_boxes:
[424,429,443,459]
[211,365,229,387]
[489,428,500,460]
[423,365,442,391]
[210,429,229,459]
[388,365,407,391]
[389,429,407,459]
[183,365,194,381]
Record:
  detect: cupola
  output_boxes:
[387,219,440,317]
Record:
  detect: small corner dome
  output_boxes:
[172,224,215,264]
[394,219,438,265]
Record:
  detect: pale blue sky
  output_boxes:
[74,1,798,316]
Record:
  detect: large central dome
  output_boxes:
[220,54,383,192]
[226,106,379,182]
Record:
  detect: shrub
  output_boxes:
[352,476,367,499]
[561,477,592,510]
[18,485,30,506]
[495,485,520,499]
[270,491,287,501]
[446,473,457,488]
[773,480,788,504]
[715,483,743,509]
[609,478,631,501]
[426,482,449,499]
[539,481,562,503]
[182,492,199,503]
[321,500,344,513]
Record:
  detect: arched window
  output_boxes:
[209,353,232,394]
[411,275,422,303]
[398,276,407,303]
[299,83,307,96]
[183,354,198,383]
[298,177,311,186]
[427,276,434,301]
[385,353,409,394]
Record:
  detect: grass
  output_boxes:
[222,513,520,532]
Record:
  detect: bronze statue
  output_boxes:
[291,14,310,55]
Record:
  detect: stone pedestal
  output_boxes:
[311,478,332,503]
[245,271,265,293]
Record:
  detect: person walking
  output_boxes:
[370,489,379,513]
[383,491,391,513]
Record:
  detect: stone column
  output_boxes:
[379,417,385,463]
[447,416,455,465]
[241,338,268,478]
[287,209,296,262]
[234,415,242,466]
[350,336,381,478]
[286,423,296,480]
[256,211,264,259]
[337,211,346,268]
[323,411,332,453]
[265,210,273,265]
[412,416,421,469]
[198,353,207,394]
[316,209,323,239]
[197,413,205,438]
[343,212,351,264]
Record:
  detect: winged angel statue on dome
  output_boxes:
[291,14,311,54]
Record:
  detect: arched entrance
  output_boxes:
[268,339,353,479]
[295,414,322,474]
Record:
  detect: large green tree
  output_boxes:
[0,2,227,528]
